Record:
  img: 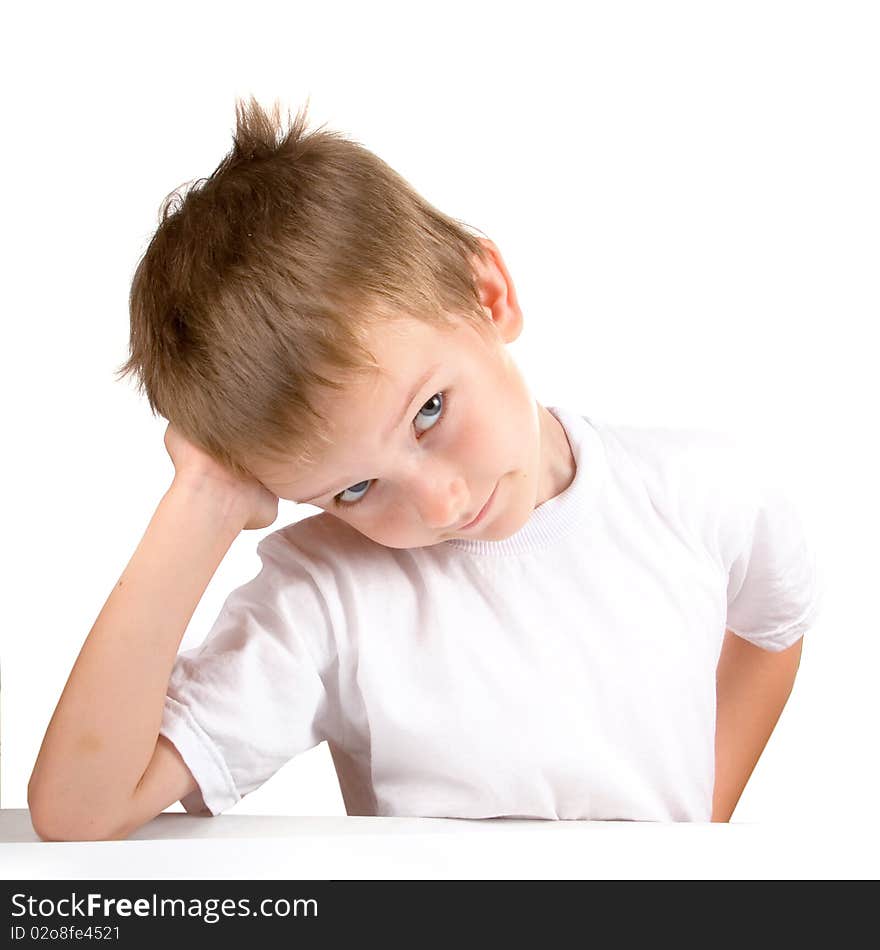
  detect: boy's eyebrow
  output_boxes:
[298,363,441,503]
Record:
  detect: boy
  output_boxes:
[27,98,822,840]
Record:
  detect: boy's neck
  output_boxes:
[534,403,576,508]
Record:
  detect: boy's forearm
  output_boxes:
[711,629,803,822]
[28,479,249,840]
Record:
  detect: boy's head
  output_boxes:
[118,97,569,547]
[117,96,495,477]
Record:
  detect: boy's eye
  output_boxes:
[334,479,372,505]
[332,392,446,507]
[413,392,443,434]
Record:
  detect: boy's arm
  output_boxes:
[711,628,804,822]
[27,478,252,841]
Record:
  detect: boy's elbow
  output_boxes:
[29,810,130,842]
[28,789,129,842]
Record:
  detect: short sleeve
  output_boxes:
[722,441,825,652]
[159,530,340,816]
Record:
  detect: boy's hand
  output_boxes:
[163,423,279,530]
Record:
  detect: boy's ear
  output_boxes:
[472,237,523,344]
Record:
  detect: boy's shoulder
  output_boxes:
[597,417,744,466]
[255,507,391,575]
[594,417,768,525]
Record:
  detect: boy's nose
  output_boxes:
[410,472,469,530]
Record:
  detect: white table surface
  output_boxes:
[1,809,876,879]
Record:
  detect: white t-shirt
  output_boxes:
[159,407,823,822]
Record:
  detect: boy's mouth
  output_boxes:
[458,482,498,530]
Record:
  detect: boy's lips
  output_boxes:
[459,482,498,530]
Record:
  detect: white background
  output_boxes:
[2,1,877,874]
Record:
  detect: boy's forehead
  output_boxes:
[254,320,469,497]
[319,315,476,418]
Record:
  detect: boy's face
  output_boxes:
[248,241,574,549]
